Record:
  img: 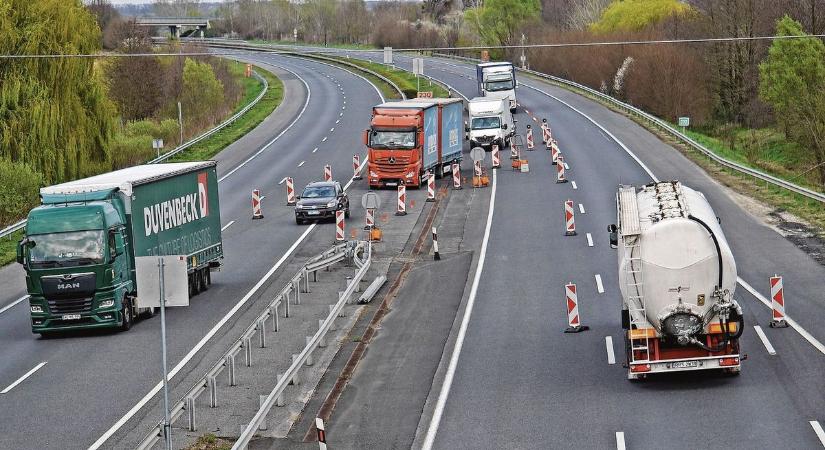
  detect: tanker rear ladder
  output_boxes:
[624,236,651,366]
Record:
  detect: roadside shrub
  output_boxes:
[0,159,43,226]
[110,134,153,170]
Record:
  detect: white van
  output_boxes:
[467,97,515,150]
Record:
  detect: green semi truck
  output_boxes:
[17,162,224,335]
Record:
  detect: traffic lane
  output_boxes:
[0,56,380,449]
[0,257,29,321]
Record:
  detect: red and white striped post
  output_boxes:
[556,154,568,183]
[452,162,462,190]
[252,189,264,219]
[335,210,345,242]
[352,154,362,180]
[364,208,375,230]
[541,118,551,144]
[550,141,559,165]
[324,164,333,182]
[526,124,534,150]
[769,275,789,328]
[564,199,577,236]
[491,144,501,169]
[432,226,441,260]
[426,171,436,202]
[564,283,588,333]
[396,185,407,216]
[285,177,296,206]
[316,418,327,450]
[473,160,482,177]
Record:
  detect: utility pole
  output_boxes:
[520,33,527,70]
[177,102,183,146]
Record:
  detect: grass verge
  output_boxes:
[0,229,24,267]
[184,434,232,450]
[341,58,451,99]
[293,54,402,100]
[170,61,284,162]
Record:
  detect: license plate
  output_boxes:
[385,182,397,187]
[62,314,81,321]
[671,360,700,369]
[307,210,320,215]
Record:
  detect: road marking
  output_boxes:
[298,160,305,167]
[342,106,345,110]
[1,362,47,394]
[322,137,328,142]
[423,169,497,450]
[579,203,585,214]
[313,147,318,153]
[336,119,340,124]
[220,221,236,232]
[340,112,343,117]
[0,295,28,316]
[811,421,825,447]
[616,432,626,450]
[605,336,616,364]
[330,127,335,132]
[595,274,604,293]
[587,233,594,247]
[572,180,578,190]
[278,176,288,185]
[752,325,777,355]
[564,162,570,170]
[738,279,825,355]
[260,195,266,200]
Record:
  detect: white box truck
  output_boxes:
[466,97,514,150]
[476,62,517,113]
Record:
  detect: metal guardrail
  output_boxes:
[432,52,825,204]
[136,240,370,450]
[0,68,269,240]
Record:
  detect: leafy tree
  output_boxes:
[591,0,692,33]
[759,15,825,185]
[466,0,541,55]
[180,58,225,130]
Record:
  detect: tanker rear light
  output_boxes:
[630,364,651,373]
[719,357,739,367]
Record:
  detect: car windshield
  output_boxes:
[28,230,105,268]
[485,79,514,92]
[370,130,415,149]
[472,117,501,130]
[302,186,336,198]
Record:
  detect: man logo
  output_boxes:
[57,283,80,290]
[198,172,209,218]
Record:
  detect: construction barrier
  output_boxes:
[432,226,441,261]
[316,418,327,450]
[396,185,407,216]
[564,283,588,333]
[492,144,501,169]
[286,177,296,206]
[452,162,462,190]
[335,210,345,241]
[352,154,362,180]
[364,208,375,230]
[565,200,577,236]
[426,171,436,202]
[556,154,567,183]
[324,164,332,182]
[542,118,551,144]
[252,189,264,219]
[770,275,789,328]
[526,125,535,150]
[551,141,559,165]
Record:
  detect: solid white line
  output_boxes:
[218,63,311,183]
[1,362,47,394]
[572,180,578,190]
[616,432,626,450]
[298,160,305,167]
[811,421,825,447]
[278,176,288,185]
[738,279,825,355]
[0,295,28,315]
[322,137,328,142]
[595,274,605,293]
[579,203,585,214]
[753,325,777,355]
[422,169,497,450]
[220,220,236,232]
[605,336,616,365]
[587,233,594,247]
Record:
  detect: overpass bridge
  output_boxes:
[134,17,210,38]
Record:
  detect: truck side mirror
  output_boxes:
[608,224,618,249]
[16,240,24,265]
[362,129,369,146]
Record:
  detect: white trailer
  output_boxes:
[466,97,514,149]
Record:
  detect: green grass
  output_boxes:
[185,433,232,450]
[305,56,401,100]
[0,229,24,267]
[170,61,284,162]
[340,58,451,99]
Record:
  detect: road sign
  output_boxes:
[412,58,424,76]
[361,191,381,210]
[135,256,189,307]
[470,147,486,162]
[383,47,393,65]
[417,91,433,98]
[152,139,164,149]
[678,117,690,127]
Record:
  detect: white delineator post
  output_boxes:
[364,208,374,230]
[432,226,440,260]
[335,210,345,241]
[324,164,333,182]
[452,162,462,190]
[316,418,327,450]
[565,199,577,236]
[491,144,501,169]
[396,185,407,216]
[426,171,436,202]
[564,283,588,333]
[556,154,567,183]
[286,177,296,206]
[252,189,264,219]
[352,154,362,180]
[769,275,789,328]
[526,124,534,150]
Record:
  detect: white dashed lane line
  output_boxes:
[322,137,328,142]
[586,233,594,247]
[298,161,305,167]
[220,220,236,232]
[595,274,605,294]
[1,362,47,394]
[313,147,318,153]
[579,203,586,214]
[572,181,578,190]
[605,336,616,365]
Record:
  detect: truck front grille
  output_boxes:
[48,297,93,315]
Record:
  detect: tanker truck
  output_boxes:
[608,181,744,379]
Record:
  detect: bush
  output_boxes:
[0,159,43,226]
[110,134,154,170]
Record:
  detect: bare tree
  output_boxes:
[566,0,611,30]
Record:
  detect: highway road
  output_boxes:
[286,51,825,448]
[0,51,389,449]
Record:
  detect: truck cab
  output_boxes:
[476,62,517,113]
[365,107,424,187]
[467,97,514,149]
[19,194,136,334]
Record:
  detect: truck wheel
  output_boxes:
[434,164,443,179]
[200,268,209,291]
[120,296,133,331]
[205,269,212,287]
[189,273,200,297]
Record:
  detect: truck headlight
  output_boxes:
[370,171,378,178]
[99,299,115,309]
[30,305,43,313]
[406,171,415,179]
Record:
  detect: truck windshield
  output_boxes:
[28,230,105,268]
[369,130,415,149]
[485,80,514,92]
[472,117,501,130]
